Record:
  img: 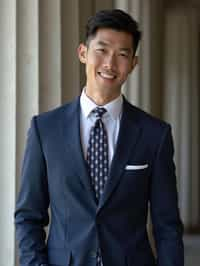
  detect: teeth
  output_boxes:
[100,72,115,79]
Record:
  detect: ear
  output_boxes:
[77,43,87,64]
[130,56,138,72]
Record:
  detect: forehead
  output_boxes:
[89,28,133,50]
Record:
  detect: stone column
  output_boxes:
[61,0,81,102]
[163,7,200,229]
[148,0,165,117]
[0,1,16,266]
[16,0,40,188]
[179,8,192,229]
[15,1,40,265]
[139,0,151,112]
[163,8,182,188]
[189,9,199,229]
[95,0,113,11]
[127,0,141,106]
[39,0,62,112]
[78,0,94,88]
[139,0,164,116]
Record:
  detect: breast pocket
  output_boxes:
[125,164,149,171]
[124,166,150,179]
[124,161,151,179]
[121,166,151,200]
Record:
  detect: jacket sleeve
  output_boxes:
[150,125,184,266]
[15,116,49,266]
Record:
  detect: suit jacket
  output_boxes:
[15,96,184,266]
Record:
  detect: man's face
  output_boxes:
[78,28,137,100]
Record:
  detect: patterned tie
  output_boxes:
[87,107,109,202]
[87,107,109,266]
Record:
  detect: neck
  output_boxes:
[84,88,121,106]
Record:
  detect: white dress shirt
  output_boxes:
[80,89,122,166]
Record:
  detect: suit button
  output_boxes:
[89,250,97,258]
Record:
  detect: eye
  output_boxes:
[119,53,128,58]
[96,48,105,53]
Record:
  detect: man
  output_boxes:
[15,9,184,266]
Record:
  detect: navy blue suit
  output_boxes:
[15,97,184,266]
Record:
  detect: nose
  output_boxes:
[103,54,116,70]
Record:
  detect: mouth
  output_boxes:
[98,72,117,80]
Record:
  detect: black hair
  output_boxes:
[85,9,141,54]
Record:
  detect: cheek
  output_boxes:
[119,68,131,81]
[121,63,133,76]
[86,58,101,75]
[85,63,97,81]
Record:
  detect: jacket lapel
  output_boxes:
[61,97,96,205]
[98,99,141,211]
[61,97,141,210]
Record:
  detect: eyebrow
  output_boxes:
[96,41,109,47]
[96,41,132,53]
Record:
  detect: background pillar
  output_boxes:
[0,1,16,266]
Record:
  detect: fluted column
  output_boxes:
[16,0,40,188]
[0,1,16,266]
[190,10,200,228]
[140,0,164,116]
[0,1,63,265]
[139,0,151,112]
[148,0,164,117]
[163,7,200,229]
[179,9,192,228]
[39,0,62,112]
[95,0,113,11]
[61,0,81,102]
[127,0,141,106]
[15,3,40,265]
[163,8,182,190]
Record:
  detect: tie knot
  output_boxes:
[92,107,107,119]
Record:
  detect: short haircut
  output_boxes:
[85,9,141,55]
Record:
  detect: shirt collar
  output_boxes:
[80,88,123,120]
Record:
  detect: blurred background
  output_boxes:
[0,0,199,265]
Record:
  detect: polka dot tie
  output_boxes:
[87,107,109,266]
[87,107,109,202]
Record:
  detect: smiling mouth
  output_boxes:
[98,72,117,80]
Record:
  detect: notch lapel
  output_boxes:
[98,100,141,211]
[61,97,96,205]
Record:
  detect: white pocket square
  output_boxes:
[125,164,149,170]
